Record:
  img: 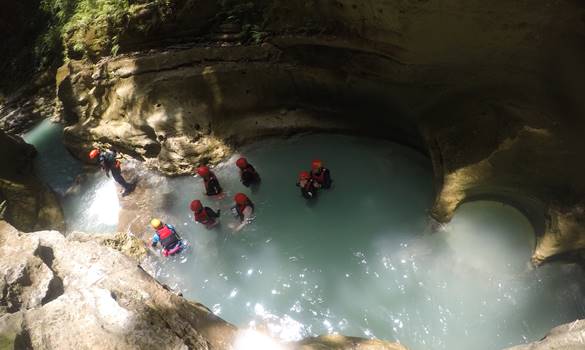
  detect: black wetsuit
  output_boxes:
[98,150,132,192]
[204,173,222,196]
[240,164,261,187]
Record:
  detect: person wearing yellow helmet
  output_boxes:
[149,218,184,257]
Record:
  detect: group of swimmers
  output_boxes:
[89,147,333,257]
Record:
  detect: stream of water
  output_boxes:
[25,121,585,350]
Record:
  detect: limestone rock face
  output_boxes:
[504,320,585,350]
[0,130,64,232]
[292,335,408,350]
[57,0,585,264]
[0,220,237,349]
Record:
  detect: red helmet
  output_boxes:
[190,200,203,212]
[299,171,311,180]
[236,157,248,169]
[234,193,248,205]
[196,166,210,177]
[311,159,323,170]
[89,149,100,160]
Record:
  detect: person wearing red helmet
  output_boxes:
[310,159,332,189]
[296,171,319,199]
[190,199,221,229]
[89,148,135,196]
[196,165,222,196]
[235,157,261,187]
[230,193,255,232]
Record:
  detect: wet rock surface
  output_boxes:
[0,130,64,232]
[0,220,237,350]
[504,320,585,350]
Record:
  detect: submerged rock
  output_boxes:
[292,335,408,350]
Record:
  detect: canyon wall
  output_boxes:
[56,0,585,264]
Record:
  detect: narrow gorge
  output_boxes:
[1,1,585,349]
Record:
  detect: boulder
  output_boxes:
[0,130,65,232]
[504,320,585,350]
[0,220,237,349]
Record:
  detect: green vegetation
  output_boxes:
[39,0,158,59]
[0,0,266,93]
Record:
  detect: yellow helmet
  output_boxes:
[150,218,163,229]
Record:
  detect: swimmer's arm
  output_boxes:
[233,207,253,232]
[150,233,160,247]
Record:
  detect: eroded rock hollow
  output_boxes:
[2,0,585,349]
[57,0,585,264]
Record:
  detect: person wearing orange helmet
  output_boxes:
[310,159,332,189]
[89,148,135,196]
[235,157,261,187]
[296,171,318,199]
[196,165,222,196]
[190,199,220,229]
[230,193,255,232]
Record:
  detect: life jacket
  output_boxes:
[311,168,326,184]
[241,165,259,180]
[99,150,120,170]
[157,225,180,250]
[235,200,254,221]
[301,179,317,199]
[194,208,212,225]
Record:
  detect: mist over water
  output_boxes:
[26,123,585,350]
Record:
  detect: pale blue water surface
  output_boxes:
[25,122,585,350]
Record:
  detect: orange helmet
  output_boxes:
[190,200,203,212]
[236,157,248,169]
[196,166,210,177]
[89,149,100,160]
[234,193,248,205]
[299,171,311,180]
[311,159,322,170]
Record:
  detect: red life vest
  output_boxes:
[194,209,210,224]
[157,225,179,249]
[311,169,325,184]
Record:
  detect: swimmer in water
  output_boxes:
[310,159,332,189]
[196,165,223,196]
[149,218,184,257]
[190,199,221,229]
[236,157,261,188]
[230,193,254,232]
[297,171,319,199]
